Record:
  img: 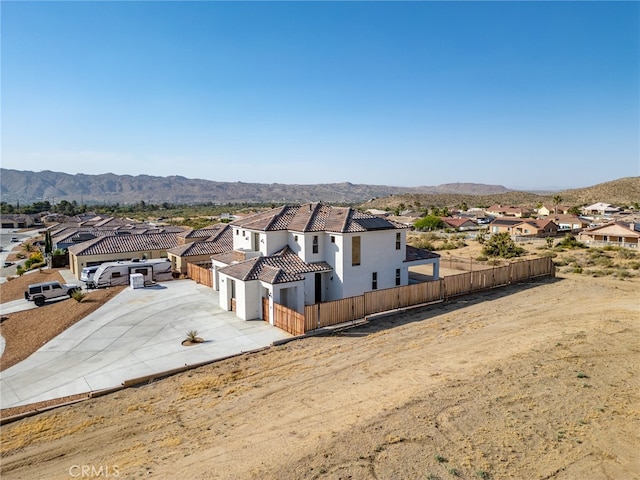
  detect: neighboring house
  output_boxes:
[211,202,440,321]
[488,218,522,234]
[582,203,621,217]
[440,217,479,231]
[67,232,180,279]
[489,218,559,237]
[485,205,533,218]
[365,209,390,217]
[578,222,640,248]
[167,224,233,274]
[0,214,38,229]
[537,204,570,216]
[547,215,590,233]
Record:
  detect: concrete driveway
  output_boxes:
[1,279,291,408]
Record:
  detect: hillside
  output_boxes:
[0,169,511,205]
[363,177,640,211]
[1,271,638,479]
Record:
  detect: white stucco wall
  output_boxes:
[339,230,407,298]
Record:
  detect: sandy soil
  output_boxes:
[0,266,638,479]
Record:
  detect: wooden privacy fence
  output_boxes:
[187,262,213,287]
[302,256,554,333]
[273,302,306,336]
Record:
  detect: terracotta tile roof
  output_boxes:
[218,246,332,284]
[211,251,239,264]
[441,217,476,228]
[405,245,440,262]
[178,223,230,239]
[231,202,407,233]
[68,233,179,256]
[168,226,233,257]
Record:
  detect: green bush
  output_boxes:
[557,234,586,249]
[482,233,525,259]
[618,249,637,259]
[414,215,445,231]
[71,289,86,303]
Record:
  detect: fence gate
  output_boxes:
[262,297,270,323]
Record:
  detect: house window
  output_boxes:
[352,236,361,266]
[294,235,298,242]
[396,232,401,250]
[312,235,319,254]
[242,230,245,237]
[395,268,401,286]
[372,272,377,290]
[236,229,239,235]
[330,236,335,243]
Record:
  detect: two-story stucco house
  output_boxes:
[211,203,440,321]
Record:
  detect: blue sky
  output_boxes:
[2,1,638,190]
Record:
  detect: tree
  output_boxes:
[44,230,53,255]
[553,195,563,214]
[414,215,445,231]
[482,233,525,259]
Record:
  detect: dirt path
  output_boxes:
[1,272,638,479]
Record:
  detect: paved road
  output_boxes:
[1,279,291,408]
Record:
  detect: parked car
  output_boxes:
[24,281,81,307]
[3,261,14,268]
[10,237,19,242]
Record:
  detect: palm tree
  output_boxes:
[553,195,563,214]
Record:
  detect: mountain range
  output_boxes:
[0,169,511,205]
[1,169,637,207]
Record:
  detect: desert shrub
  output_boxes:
[476,255,488,262]
[602,245,619,252]
[482,233,525,259]
[557,234,586,249]
[572,266,583,274]
[613,269,632,278]
[627,261,640,270]
[186,330,200,342]
[437,241,458,251]
[618,249,637,259]
[16,266,25,276]
[545,236,554,248]
[540,251,557,258]
[71,290,86,302]
[590,255,614,268]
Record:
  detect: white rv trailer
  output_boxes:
[88,259,172,288]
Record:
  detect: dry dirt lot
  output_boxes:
[1,254,638,479]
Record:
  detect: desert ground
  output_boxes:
[0,242,638,479]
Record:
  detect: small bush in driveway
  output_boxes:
[71,289,86,303]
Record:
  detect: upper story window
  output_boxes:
[235,229,239,235]
[352,236,361,266]
[396,232,401,250]
[312,235,319,254]
[330,236,335,243]
[372,272,377,290]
